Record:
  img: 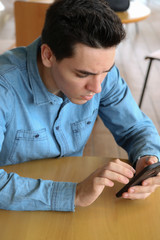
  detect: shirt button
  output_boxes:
[56,126,59,130]
[34,134,39,138]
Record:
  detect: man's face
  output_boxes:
[50,43,116,104]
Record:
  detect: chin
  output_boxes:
[70,98,87,105]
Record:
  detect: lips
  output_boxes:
[80,94,94,101]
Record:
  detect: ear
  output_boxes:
[40,44,56,68]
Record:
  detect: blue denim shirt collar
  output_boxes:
[26,37,64,105]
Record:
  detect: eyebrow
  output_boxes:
[75,63,115,76]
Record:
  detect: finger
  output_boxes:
[128,185,156,194]
[101,170,130,184]
[103,161,135,179]
[136,156,158,174]
[122,192,151,200]
[142,175,160,186]
[113,159,136,173]
[94,177,114,187]
[145,156,158,165]
[122,183,158,199]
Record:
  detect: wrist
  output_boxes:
[74,183,81,207]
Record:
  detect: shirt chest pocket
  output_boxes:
[8,128,50,164]
[71,109,98,150]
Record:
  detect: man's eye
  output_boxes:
[76,73,89,78]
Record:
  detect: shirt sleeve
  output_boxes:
[0,81,76,212]
[99,66,160,166]
[0,169,76,211]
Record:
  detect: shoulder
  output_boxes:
[0,47,29,93]
[0,47,27,77]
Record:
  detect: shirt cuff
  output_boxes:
[51,182,77,212]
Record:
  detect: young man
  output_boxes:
[0,0,160,212]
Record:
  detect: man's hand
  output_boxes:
[75,159,135,207]
[122,156,160,200]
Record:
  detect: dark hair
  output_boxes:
[41,0,126,60]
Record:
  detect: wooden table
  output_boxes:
[0,156,160,240]
[116,1,151,24]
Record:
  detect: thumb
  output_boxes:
[145,156,158,166]
[136,156,158,174]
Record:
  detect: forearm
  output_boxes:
[119,116,160,166]
[0,169,76,211]
[99,68,160,165]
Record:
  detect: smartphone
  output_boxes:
[116,162,160,198]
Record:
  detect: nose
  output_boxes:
[86,75,102,94]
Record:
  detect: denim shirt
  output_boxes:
[0,38,160,211]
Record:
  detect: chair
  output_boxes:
[116,1,151,33]
[116,1,151,24]
[139,49,160,108]
[14,1,51,47]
